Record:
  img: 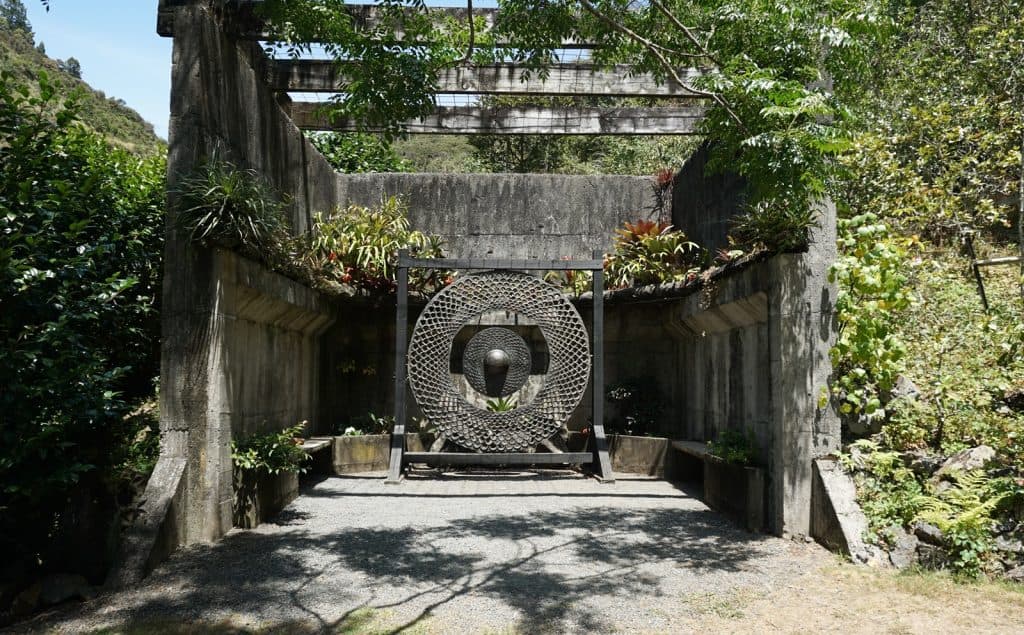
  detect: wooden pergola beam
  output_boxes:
[270,61,707,98]
[290,103,705,135]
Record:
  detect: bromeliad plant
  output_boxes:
[174,155,290,258]
[604,220,704,288]
[303,196,446,293]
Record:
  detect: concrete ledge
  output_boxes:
[214,249,334,336]
[608,435,668,477]
[105,457,187,589]
[811,458,888,566]
[333,435,390,474]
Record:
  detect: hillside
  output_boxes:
[0,28,164,156]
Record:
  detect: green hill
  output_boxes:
[0,28,164,156]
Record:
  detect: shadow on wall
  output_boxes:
[60,480,773,634]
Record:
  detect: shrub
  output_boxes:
[604,220,704,288]
[307,131,409,173]
[231,423,310,475]
[707,429,759,466]
[0,71,165,579]
[828,212,911,421]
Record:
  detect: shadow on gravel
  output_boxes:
[32,479,770,634]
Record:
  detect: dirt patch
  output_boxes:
[689,563,1024,634]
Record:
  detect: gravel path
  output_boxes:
[22,470,829,634]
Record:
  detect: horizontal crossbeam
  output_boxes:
[399,254,604,271]
[290,103,705,135]
[404,452,593,466]
[270,61,706,98]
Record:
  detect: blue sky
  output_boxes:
[26,1,173,139]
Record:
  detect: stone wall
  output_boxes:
[334,173,659,259]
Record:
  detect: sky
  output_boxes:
[26,1,173,139]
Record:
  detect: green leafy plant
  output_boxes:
[915,469,1010,578]
[231,423,310,475]
[604,220,704,288]
[706,429,758,466]
[174,155,289,256]
[303,196,446,293]
[828,212,912,421]
[840,439,925,533]
[337,412,395,436]
[307,132,409,174]
[729,201,819,253]
[0,70,165,579]
[486,396,518,412]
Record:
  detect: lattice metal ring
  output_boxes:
[407,271,590,452]
[463,327,532,398]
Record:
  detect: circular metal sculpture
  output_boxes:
[408,271,590,452]
[463,327,532,397]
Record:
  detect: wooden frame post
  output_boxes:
[386,250,410,483]
[590,249,614,482]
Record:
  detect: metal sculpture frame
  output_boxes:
[387,249,614,483]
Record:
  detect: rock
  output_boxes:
[10,582,40,616]
[1005,565,1024,583]
[995,535,1024,554]
[917,543,949,570]
[902,451,943,477]
[892,375,922,401]
[934,445,996,477]
[912,520,944,545]
[847,413,882,436]
[889,531,920,569]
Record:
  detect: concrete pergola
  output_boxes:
[110,0,838,586]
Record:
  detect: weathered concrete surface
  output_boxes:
[106,458,187,588]
[811,459,888,566]
[232,471,299,530]
[334,172,660,259]
[671,143,747,254]
[153,0,339,580]
[608,435,669,477]
[703,457,766,533]
[332,435,390,474]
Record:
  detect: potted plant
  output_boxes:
[231,423,309,528]
[704,429,766,532]
[332,413,393,473]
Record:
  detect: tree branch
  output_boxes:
[458,0,476,65]
[577,0,747,133]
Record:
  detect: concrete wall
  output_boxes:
[671,143,746,254]
[114,4,338,584]
[334,173,660,259]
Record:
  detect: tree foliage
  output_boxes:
[0,0,32,40]
[0,71,165,576]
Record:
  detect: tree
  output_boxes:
[58,56,81,79]
[0,0,32,40]
[259,0,889,250]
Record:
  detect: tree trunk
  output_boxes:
[1019,125,1023,301]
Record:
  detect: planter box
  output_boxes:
[608,434,669,476]
[333,435,389,474]
[233,469,299,529]
[703,456,765,532]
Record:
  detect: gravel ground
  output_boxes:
[19,470,829,634]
